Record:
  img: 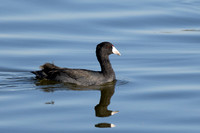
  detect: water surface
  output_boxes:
[0,0,200,133]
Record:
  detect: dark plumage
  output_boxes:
[32,42,121,86]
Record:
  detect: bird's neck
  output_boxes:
[97,55,115,76]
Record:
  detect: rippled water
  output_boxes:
[0,0,200,132]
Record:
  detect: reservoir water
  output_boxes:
[0,0,200,132]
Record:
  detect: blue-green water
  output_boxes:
[0,0,200,132]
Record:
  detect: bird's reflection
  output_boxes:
[95,123,116,128]
[95,81,118,117]
[34,79,118,128]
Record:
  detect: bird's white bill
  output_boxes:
[112,46,121,56]
[110,124,116,128]
[111,111,119,115]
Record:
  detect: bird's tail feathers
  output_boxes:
[32,63,60,79]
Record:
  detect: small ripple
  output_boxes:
[0,67,30,72]
[116,79,129,86]
[0,72,35,92]
[126,85,200,102]
[0,10,167,22]
[182,29,200,32]
[0,32,130,42]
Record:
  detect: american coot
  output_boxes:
[32,42,121,86]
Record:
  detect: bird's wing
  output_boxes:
[60,69,95,80]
